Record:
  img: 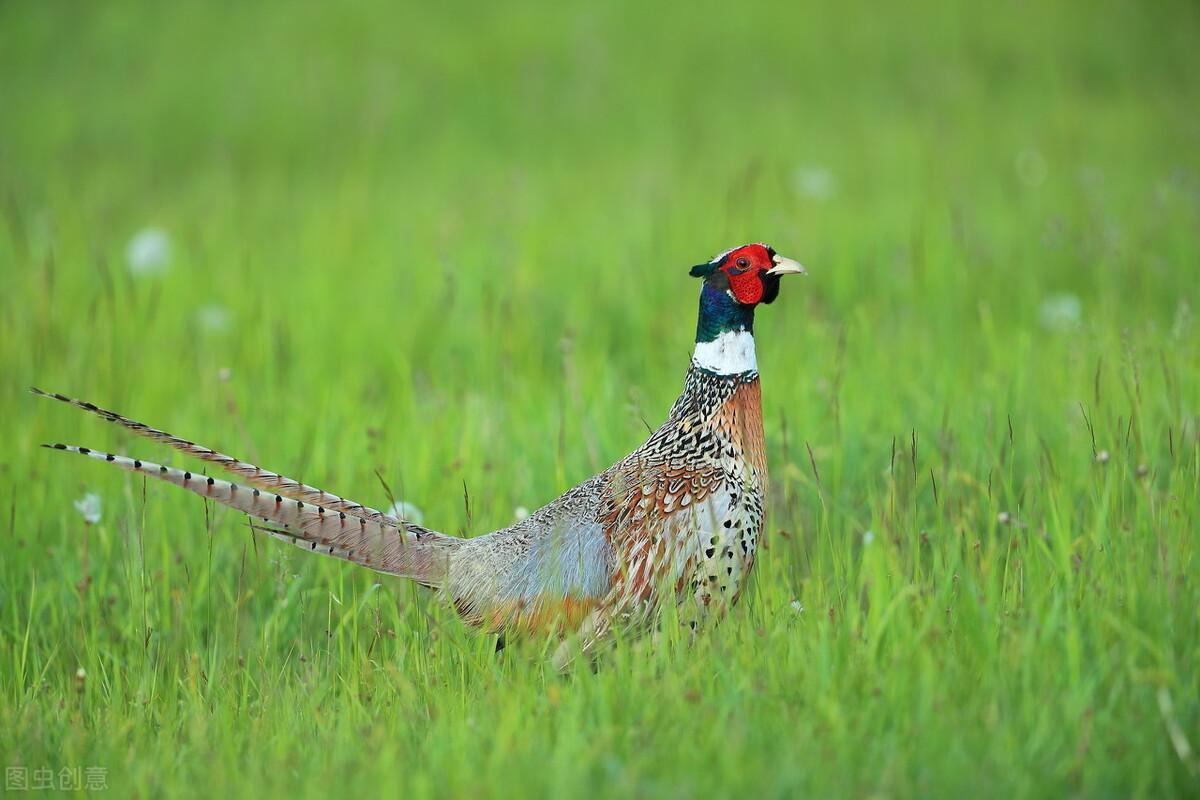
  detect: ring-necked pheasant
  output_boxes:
[35,243,805,661]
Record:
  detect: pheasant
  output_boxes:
[36,243,805,660]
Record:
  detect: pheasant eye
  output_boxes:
[736,258,749,268]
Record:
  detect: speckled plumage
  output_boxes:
[446,362,768,651]
[36,243,804,663]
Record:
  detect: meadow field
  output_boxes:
[1,1,1197,796]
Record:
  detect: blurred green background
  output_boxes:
[1,1,1198,797]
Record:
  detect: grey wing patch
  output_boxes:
[448,476,615,609]
[497,511,613,601]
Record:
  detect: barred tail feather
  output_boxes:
[42,444,458,587]
[31,387,402,528]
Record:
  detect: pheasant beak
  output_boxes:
[767,254,807,276]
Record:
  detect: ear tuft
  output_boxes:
[689,263,715,278]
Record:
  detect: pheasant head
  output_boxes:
[688,243,805,374]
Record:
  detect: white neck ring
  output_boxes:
[692,330,757,375]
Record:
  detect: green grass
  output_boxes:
[2,0,1198,796]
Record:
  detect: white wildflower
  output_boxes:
[862,530,875,546]
[73,492,102,525]
[126,228,172,276]
[1039,293,1082,331]
[790,599,804,614]
[386,501,424,525]
[514,506,530,521]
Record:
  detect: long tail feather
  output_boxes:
[31,387,402,528]
[42,443,458,585]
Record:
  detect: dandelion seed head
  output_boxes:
[1039,293,1082,331]
[793,165,836,200]
[73,493,102,525]
[196,304,231,333]
[1015,148,1047,187]
[386,501,424,525]
[126,228,172,276]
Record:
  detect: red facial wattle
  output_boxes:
[727,268,764,304]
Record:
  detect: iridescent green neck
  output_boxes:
[696,282,755,343]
